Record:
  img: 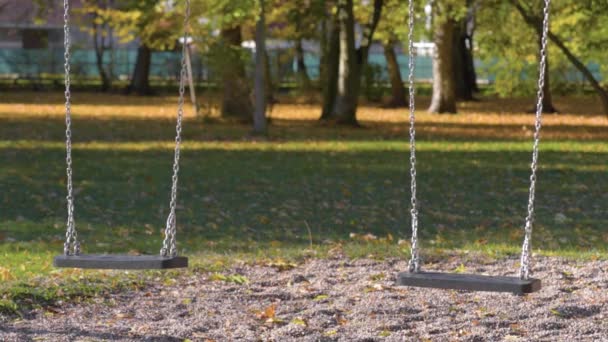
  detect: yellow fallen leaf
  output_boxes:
[291,317,307,326]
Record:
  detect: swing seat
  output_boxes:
[53,254,188,270]
[397,271,541,294]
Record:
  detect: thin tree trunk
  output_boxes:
[429,18,457,113]
[320,17,340,120]
[537,29,557,113]
[91,0,111,92]
[295,39,311,89]
[463,38,478,94]
[383,40,407,107]
[464,0,478,93]
[253,0,268,135]
[511,0,555,113]
[107,22,114,86]
[93,22,111,92]
[510,0,608,116]
[264,50,275,104]
[220,26,253,121]
[547,31,608,115]
[107,0,114,82]
[184,43,200,116]
[357,0,384,67]
[126,44,152,95]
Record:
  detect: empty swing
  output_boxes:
[397,0,551,294]
[53,0,191,270]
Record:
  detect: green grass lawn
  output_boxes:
[1,92,607,316]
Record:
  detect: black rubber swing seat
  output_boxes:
[53,254,188,270]
[397,271,541,294]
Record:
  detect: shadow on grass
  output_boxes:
[1,92,605,319]
[1,116,608,142]
[1,143,606,257]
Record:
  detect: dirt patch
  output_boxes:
[1,256,607,341]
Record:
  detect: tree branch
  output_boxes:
[509,0,608,115]
[358,0,384,65]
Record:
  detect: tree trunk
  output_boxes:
[466,0,478,92]
[220,26,253,121]
[453,4,477,101]
[90,0,112,92]
[537,29,557,113]
[510,0,608,116]
[93,22,111,92]
[463,37,478,95]
[253,0,268,135]
[126,44,152,95]
[547,30,608,116]
[330,0,383,124]
[383,40,407,107]
[357,0,384,67]
[295,39,311,89]
[184,43,200,116]
[264,50,275,104]
[429,19,457,113]
[331,0,359,125]
[320,17,340,120]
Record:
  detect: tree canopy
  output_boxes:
[71,0,607,119]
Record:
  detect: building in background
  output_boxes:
[0,0,88,49]
[0,0,157,81]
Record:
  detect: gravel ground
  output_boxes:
[1,255,607,341]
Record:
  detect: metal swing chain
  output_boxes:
[520,0,551,280]
[161,0,191,257]
[406,0,420,273]
[63,0,80,256]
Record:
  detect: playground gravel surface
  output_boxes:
[1,255,607,341]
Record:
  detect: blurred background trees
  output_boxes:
[1,0,607,127]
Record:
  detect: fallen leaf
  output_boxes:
[379,330,391,337]
[454,264,467,274]
[324,330,338,336]
[256,304,277,321]
[291,317,307,327]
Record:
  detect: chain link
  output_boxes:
[63,0,80,256]
[406,0,550,277]
[62,0,192,257]
[161,0,191,257]
[520,0,551,280]
[406,0,420,273]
